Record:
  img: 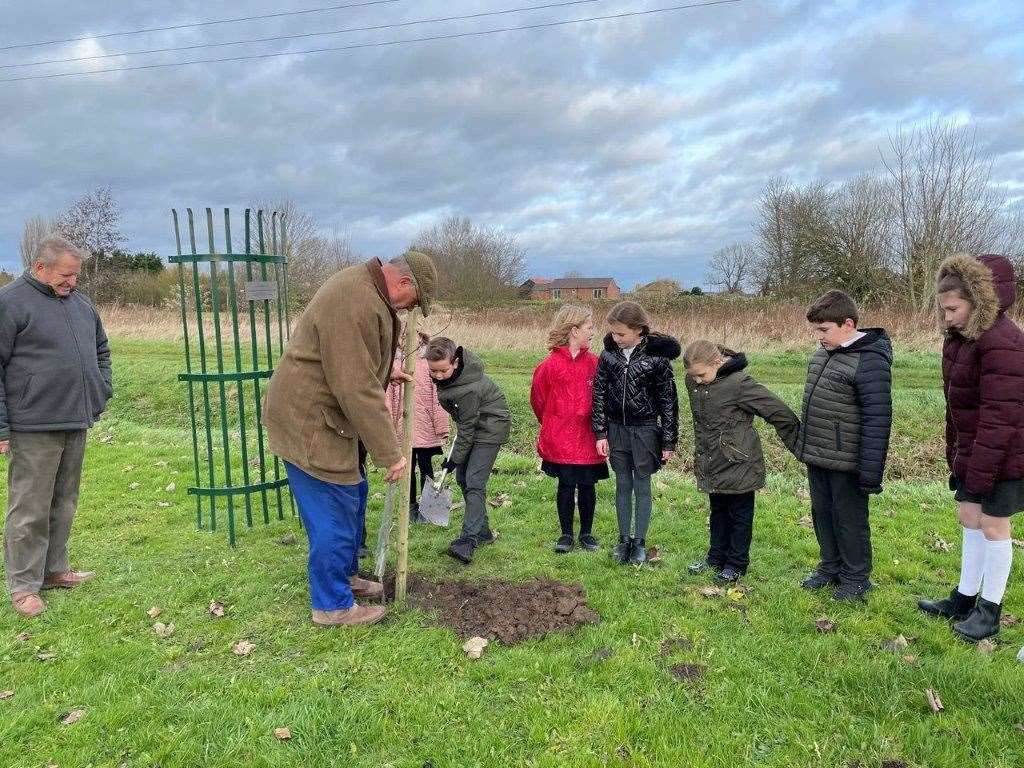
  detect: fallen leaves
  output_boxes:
[646,546,663,564]
[157,501,172,508]
[36,651,57,662]
[814,617,837,633]
[929,533,951,553]
[208,600,226,618]
[977,639,997,655]
[232,640,255,657]
[1012,538,1024,550]
[0,690,13,701]
[146,606,163,619]
[882,635,911,653]
[725,587,746,602]
[129,482,141,490]
[278,533,297,546]
[462,636,488,659]
[15,632,30,643]
[153,622,176,639]
[165,482,176,493]
[925,688,944,713]
[59,709,86,725]
[697,586,724,598]
[487,493,510,509]
[274,727,292,741]
[798,515,814,529]
[1000,613,1019,628]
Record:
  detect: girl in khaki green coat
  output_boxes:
[684,340,800,582]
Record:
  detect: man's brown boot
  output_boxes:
[350,576,384,600]
[42,570,95,590]
[11,592,46,618]
[312,603,387,628]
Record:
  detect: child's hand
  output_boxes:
[661,449,675,463]
[596,439,609,457]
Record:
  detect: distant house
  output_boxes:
[519,276,621,301]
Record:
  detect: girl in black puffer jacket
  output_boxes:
[592,301,680,565]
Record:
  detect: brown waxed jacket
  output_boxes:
[262,259,402,485]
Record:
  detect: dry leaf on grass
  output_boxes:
[274,727,292,741]
[814,617,837,633]
[487,493,510,508]
[156,501,171,508]
[1000,613,1019,628]
[278,533,297,546]
[165,482,176,493]
[15,632,30,643]
[129,482,141,490]
[36,651,57,661]
[882,635,910,653]
[232,640,255,657]
[976,639,997,654]
[925,688,944,713]
[153,622,176,639]
[98,434,113,444]
[697,586,724,598]
[930,535,951,553]
[794,487,810,501]
[59,709,85,725]
[0,690,13,701]
[725,587,746,602]
[903,654,919,665]
[798,515,813,528]
[146,606,162,619]
[1012,539,1023,549]
[209,600,226,618]
[646,546,663,564]
[462,637,488,659]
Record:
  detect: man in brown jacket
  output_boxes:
[263,251,437,628]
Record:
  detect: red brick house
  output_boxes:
[519,276,621,301]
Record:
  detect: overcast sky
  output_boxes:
[2,0,1022,289]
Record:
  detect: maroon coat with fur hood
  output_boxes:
[939,253,1024,496]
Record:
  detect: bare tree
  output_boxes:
[707,243,754,294]
[55,187,126,279]
[412,216,525,302]
[824,175,894,300]
[882,120,1005,310]
[752,177,832,297]
[19,215,54,268]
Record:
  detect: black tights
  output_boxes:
[556,479,596,537]
[410,448,438,506]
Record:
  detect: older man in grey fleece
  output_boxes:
[0,235,112,618]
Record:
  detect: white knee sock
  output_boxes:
[957,527,986,597]
[980,537,1013,604]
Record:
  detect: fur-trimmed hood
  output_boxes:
[602,331,681,360]
[937,253,1017,340]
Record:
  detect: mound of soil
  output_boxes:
[387,574,600,646]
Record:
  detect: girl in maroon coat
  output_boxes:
[919,254,1024,641]
[531,305,609,553]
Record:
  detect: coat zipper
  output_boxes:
[798,351,833,457]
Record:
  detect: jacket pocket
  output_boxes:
[307,409,358,475]
[834,421,843,452]
[323,408,355,438]
[16,374,34,409]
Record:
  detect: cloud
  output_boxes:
[1,0,1022,289]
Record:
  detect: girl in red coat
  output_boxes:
[531,305,609,553]
[919,254,1024,641]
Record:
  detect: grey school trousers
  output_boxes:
[4,430,87,594]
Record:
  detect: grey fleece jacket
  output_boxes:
[0,271,112,438]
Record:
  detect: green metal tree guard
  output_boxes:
[169,207,295,546]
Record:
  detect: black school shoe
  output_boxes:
[554,534,574,554]
[612,537,633,564]
[687,560,724,575]
[953,597,1002,641]
[628,538,647,565]
[447,536,476,564]
[578,534,599,552]
[715,566,742,584]
[801,571,840,590]
[918,588,977,621]
[834,581,873,602]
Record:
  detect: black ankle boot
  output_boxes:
[612,536,632,564]
[918,588,977,621]
[953,597,1002,641]
[628,538,647,565]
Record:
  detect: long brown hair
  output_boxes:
[606,300,650,334]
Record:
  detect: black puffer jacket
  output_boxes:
[795,328,893,492]
[591,332,680,450]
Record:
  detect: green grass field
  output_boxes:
[1,339,1022,768]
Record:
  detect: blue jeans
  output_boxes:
[285,462,368,611]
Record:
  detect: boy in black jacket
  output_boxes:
[796,290,893,601]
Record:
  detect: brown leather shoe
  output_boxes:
[350,576,384,600]
[42,570,95,590]
[312,602,387,628]
[11,592,46,618]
